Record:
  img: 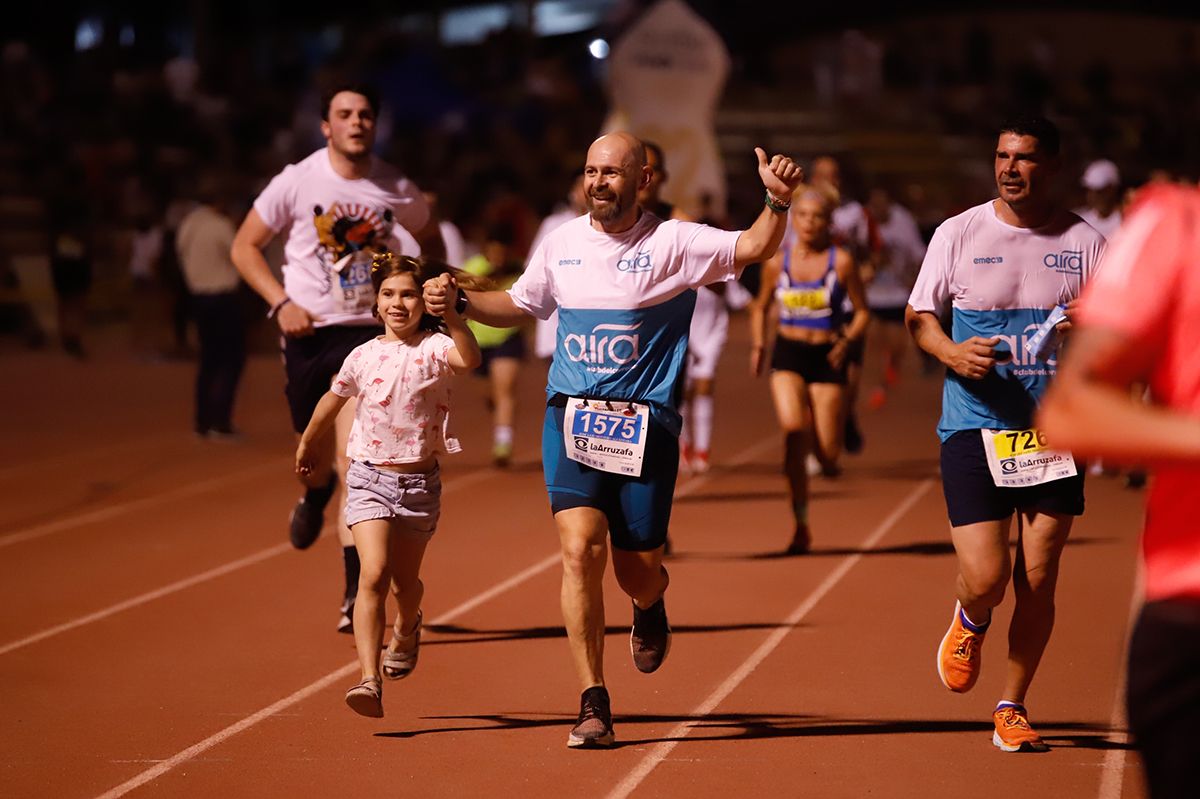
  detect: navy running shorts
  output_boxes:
[541,403,679,551]
[939,429,1085,527]
[282,324,380,433]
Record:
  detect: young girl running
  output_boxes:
[750,186,869,554]
[296,252,483,718]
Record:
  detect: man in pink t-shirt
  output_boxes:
[1039,184,1200,796]
[231,82,443,634]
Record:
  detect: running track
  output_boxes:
[0,319,1148,798]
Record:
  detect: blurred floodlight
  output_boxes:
[75,17,103,52]
[441,4,513,46]
[535,0,612,36]
[589,38,609,59]
[119,25,135,48]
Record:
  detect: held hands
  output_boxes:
[423,273,454,318]
[754,148,804,202]
[946,336,1001,380]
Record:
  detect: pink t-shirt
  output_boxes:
[253,148,428,327]
[331,332,461,465]
[1077,185,1200,601]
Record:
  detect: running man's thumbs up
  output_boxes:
[755,147,804,201]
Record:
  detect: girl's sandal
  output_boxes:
[382,610,422,680]
[345,677,384,718]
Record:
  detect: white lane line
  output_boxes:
[90,435,779,799]
[606,478,936,799]
[0,459,287,549]
[0,468,495,657]
[1097,564,1144,799]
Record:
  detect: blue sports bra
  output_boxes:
[775,247,845,331]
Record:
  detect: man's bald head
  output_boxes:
[583,132,650,230]
[588,132,647,171]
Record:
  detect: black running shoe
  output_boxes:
[289,476,337,550]
[630,598,671,673]
[844,415,864,454]
[567,686,615,748]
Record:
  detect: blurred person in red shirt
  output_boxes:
[1038,184,1200,797]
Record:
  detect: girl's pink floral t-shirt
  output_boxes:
[331,332,461,465]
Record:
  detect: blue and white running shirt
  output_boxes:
[509,211,740,434]
[908,201,1106,441]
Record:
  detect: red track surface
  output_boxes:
[0,319,1148,798]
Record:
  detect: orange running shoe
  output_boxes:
[992,704,1049,752]
[937,601,986,692]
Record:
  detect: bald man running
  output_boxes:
[425,132,803,748]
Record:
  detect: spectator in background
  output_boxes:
[46,191,93,360]
[177,178,246,439]
[1075,159,1123,239]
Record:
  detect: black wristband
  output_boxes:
[267,297,291,320]
[455,291,468,315]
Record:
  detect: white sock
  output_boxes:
[692,395,714,452]
[494,425,513,446]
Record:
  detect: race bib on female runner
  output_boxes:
[330,251,376,317]
[563,398,649,476]
[981,428,1077,488]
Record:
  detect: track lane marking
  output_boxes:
[88,435,779,799]
[606,478,936,799]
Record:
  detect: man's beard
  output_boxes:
[587,190,625,222]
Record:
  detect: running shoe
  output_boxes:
[992,704,1049,752]
[679,443,694,474]
[786,524,812,555]
[337,596,355,635]
[289,475,337,550]
[492,441,513,469]
[937,601,985,693]
[844,416,864,454]
[567,686,615,748]
[630,597,671,673]
[868,386,888,410]
[690,449,711,474]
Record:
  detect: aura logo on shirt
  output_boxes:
[616,251,653,273]
[1042,250,1083,274]
[562,322,642,371]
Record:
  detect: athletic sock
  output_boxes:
[305,474,337,507]
[960,606,991,633]
[995,700,1025,713]
[343,546,361,600]
[493,424,513,447]
[692,394,714,453]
